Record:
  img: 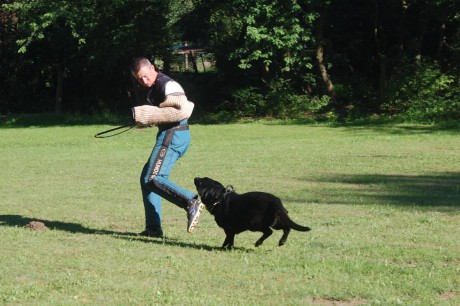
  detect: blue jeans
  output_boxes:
[140,120,197,229]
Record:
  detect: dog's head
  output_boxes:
[194,177,226,210]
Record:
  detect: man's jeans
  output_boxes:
[140,120,196,229]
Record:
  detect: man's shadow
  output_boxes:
[0,214,239,252]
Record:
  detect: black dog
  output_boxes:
[194,177,311,249]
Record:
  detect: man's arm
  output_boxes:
[132,94,194,127]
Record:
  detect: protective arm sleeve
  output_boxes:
[131,94,194,127]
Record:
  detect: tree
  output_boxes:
[1,0,459,121]
[2,0,196,113]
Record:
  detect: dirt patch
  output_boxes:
[440,291,455,300]
[349,184,366,190]
[25,221,48,231]
[307,297,367,306]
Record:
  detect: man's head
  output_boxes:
[131,57,157,88]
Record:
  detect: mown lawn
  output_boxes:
[1,122,459,305]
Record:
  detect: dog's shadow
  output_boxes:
[0,214,252,252]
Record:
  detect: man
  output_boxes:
[130,57,203,238]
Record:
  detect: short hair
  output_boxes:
[130,57,152,74]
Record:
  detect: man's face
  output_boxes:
[134,65,156,88]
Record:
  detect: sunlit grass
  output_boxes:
[1,122,459,305]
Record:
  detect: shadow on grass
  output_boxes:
[0,113,131,128]
[3,113,459,132]
[340,123,460,135]
[0,214,245,252]
[302,172,460,210]
[0,113,243,127]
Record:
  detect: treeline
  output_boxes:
[1,0,459,122]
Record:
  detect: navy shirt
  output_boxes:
[147,72,185,106]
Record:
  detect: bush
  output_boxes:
[227,79,332,119]
[231,86,267,117]
[383,61,460,122]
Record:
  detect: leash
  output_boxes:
[94,119,187,139]
[208,185,235,213]
[94,124,135,138]
[225,185,235,193]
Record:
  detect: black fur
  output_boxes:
[194,177,311,249]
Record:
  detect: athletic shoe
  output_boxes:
[187,199,204,233]
[139,227,163,238]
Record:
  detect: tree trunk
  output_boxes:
[190,50,199,73]
[397,0,409,62]
[130,75,142,106]
[200,54,206,72]
[413,7,427,66]
[373,0,386,107]
[315,13,341,116]
[163,53,171,75]
[436,20,447,61]
[315,15,335,97]
[55,65,64,114]
[316,44,335,99]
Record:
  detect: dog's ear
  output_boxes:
[205,177,224,188]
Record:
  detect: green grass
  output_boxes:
[1,122,459,305]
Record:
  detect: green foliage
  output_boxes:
[0,0,199,113]
[230,0,316,76]
[1,0,460,124]
[383,62,460,122]
[3,0,95,53]
[231,86,267,117]
[226,79,330,119]
[264,79,329,118]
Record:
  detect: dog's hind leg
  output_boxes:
[255,228,273,247]
[278,228,291,246]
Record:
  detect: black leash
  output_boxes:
[94,124,135,138]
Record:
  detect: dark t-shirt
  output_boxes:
[147,72,172,106]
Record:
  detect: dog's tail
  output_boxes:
[277,205,311,232]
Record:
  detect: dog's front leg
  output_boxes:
[222,232,235,250]
[255,228,273,247]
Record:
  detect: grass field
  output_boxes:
[1,121,459,305]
